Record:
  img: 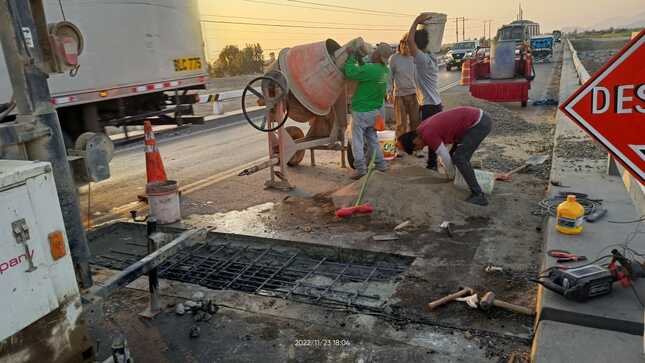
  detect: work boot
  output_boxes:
[466,192,488,206]
[350,171,366,180]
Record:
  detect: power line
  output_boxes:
[200,19,408,32]
[201,13,410,28]
[242,0,460,20]
[242,0,407,17]
[286,0,414,17]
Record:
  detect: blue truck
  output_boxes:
[530,35,554,63]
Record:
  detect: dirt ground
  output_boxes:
[175,87,558,360]
[88,48,563,361]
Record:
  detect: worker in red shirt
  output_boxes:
[397,106,492,206]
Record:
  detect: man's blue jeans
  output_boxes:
[351,109,387,174]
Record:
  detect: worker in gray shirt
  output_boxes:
[389,35,420,156]
[408,13,443,170]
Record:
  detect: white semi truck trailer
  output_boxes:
[0,0,208,147]
[0,1,207,361]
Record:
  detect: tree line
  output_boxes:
[209,43,266,78]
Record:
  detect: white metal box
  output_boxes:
[0,160,80,342]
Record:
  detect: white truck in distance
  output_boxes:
[0,0,208,147]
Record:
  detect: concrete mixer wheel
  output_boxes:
[285,126,306,166]
[241,74,289,132]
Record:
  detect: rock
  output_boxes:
[205,301,219,315]
[464,331,473,340]
[203,313,213,322]
[184,300,198,308]
[393,220,411,231]
[189,325,201,338]
[175,303,185,316]
[192,291,205,302]
[193,311,205,322]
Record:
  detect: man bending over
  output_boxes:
[398,106,492,206]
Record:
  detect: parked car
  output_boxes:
[552,30,562,43]
[445,40,480,71]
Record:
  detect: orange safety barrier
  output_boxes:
[460,58,472,86]
[143,120,168,183]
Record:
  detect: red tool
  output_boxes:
[336,151,376,219]
[547,249,588,263]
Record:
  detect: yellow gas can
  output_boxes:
[555,195,585,235]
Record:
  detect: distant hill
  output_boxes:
[591,11,645,30]
[562,11,645,33]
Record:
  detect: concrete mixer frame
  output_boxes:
[264,90,349,190]
[240,40,356,190]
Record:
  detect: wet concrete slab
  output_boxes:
[87,268,525,362]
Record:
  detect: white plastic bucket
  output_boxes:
[146,180,181,224]
[454,169,495,195]
[420,13,447,54]
[377,130,397,160]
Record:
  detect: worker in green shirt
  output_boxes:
[344,43,394,179]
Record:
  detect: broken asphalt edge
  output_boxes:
[531,41,645,362]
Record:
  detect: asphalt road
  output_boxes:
[81,69,470,221]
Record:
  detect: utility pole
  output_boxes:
[462,17,466,41]
[488,20,492,40]
[483,20,486,41]
[455,17,459,42]
[0,0,93,287]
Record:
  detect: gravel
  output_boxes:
[578,49,620,74]
[444,96,547,136]
[555,137,608,160]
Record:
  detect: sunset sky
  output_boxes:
[198,0,644,61]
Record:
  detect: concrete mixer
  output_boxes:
[241,38,367,190]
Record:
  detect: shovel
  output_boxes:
[496,154,549,181]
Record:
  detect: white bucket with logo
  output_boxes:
[377,130,397,160]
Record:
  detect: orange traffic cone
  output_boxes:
[460,58,472,85]
[144,120,168,183]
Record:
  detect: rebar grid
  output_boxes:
[94,242,408,310]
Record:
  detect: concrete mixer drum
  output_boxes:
[241,70,289,132]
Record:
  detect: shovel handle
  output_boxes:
[427,287,473,311]
[492,299,534,316]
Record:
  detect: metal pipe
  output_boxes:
[143,219,161,317]
[0,0,93,286]
[84,228,206,302]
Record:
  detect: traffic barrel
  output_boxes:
[143,120,168,183]
[460,58,472,85]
